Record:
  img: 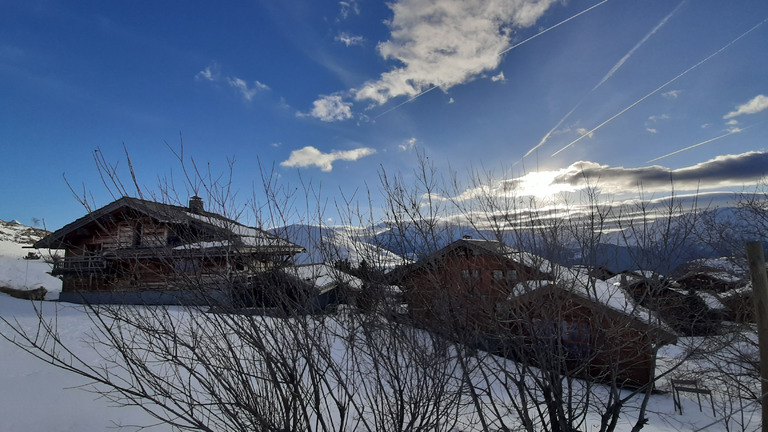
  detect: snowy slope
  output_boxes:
[0,220,61,298]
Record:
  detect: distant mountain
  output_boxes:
[279,203,752,275]
[274,224,410,268]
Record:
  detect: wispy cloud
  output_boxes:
[576,128,594,139]
[338,0,360,20]
[491,72,506,82]
[648,114,669,122]
[336,32,365,47]
[662,89,682,99]
[281,146,376,172]
[398,137,417,151]
[227,77,269,101]
[297,95,353,122]
[196,63,220,81]
[723,94,768,119]
[197,62,269,101]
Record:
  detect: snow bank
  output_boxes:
[0,240,61,299]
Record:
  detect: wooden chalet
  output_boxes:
[393,237,676,387]
[34,196,305,305]
[392,237,554,335]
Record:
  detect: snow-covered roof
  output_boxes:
[697,291,727,311]
[34,196,305,255]
[508,266,674,337]
[285,263,363,293]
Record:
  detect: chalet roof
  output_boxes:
[401,238,675,342]
[391,237,555,280]
[33,196,305,254]
[286,263,364,294]
[508,274,677,344]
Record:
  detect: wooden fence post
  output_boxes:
[747,241,768,432]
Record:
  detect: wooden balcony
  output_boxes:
[52,256,107,275]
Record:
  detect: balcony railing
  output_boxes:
[52,256,107,274]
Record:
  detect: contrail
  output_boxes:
[551,17,768,157]
[523,1,682,159]
[373,0,613,120]
[498,0,612,57]
[646,124,758,163]
[593,0,685,91]
[372,86,438,120]
[523,103,581,158]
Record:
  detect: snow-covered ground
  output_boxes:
[0,221,761,431]
[0,298,169,432]
[0,240,62,299]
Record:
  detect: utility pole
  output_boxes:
[747,241,768,432]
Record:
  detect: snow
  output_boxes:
[0,240,61,299]
[0,298,171,431]
[0,222,761,431]
[288,263,363,292]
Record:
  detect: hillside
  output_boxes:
[0,219,61,298]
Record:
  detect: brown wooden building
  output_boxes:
[34,196,304,304]
[394,237,677,387]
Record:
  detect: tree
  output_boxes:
[1,147,753,431]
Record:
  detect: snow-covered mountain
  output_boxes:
[275,224,410,268]
[0,219,50,245]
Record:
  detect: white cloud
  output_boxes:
[646,128,657,134]
[726,119,739,126]
[448,97,455,104]
[398,137,417,151]
[648,114,669,122]
[724,94,768,119]
[491,71,506,82]
[271,142,282,148]
[338,1,360,20]
[281,146,376,172]
[576,128,594,139]
[196,63,220,81]
[227,77,269,101]
[197,62,269,101]
[299,95,353,122]
[353,0,558,105]
[336,32,365,47]
[662,89,682,99]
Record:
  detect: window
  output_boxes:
[506,270,518,282]
[561,320,592,359]
[142,225,167,247]
[461,269,479,280]
[492,270,504,281]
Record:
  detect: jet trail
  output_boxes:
[523,103,581,159]
[593,0,685,91]
[373,0,613,120]
[646,124,757,163]
[522,1,682,159]
[550,17,768,157]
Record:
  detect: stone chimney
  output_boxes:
[189,196,204,214]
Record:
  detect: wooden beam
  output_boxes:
[746,241,768,432]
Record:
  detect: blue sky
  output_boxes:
[2,0,767,230]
